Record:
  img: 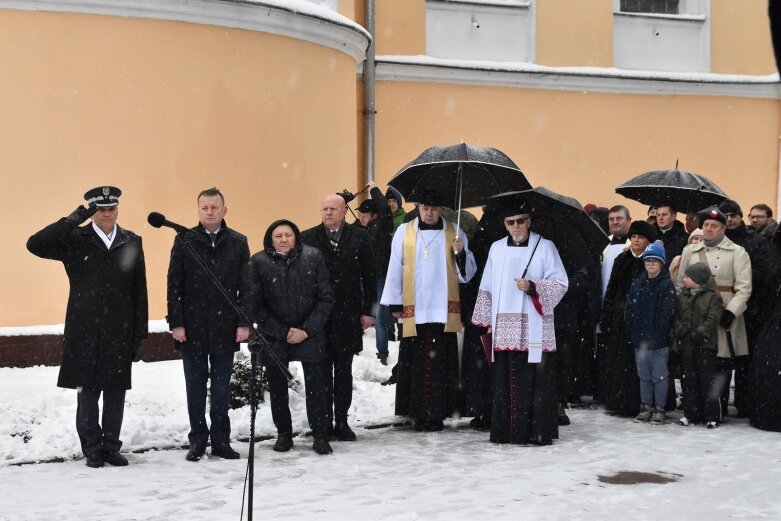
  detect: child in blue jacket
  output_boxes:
[626,241,678,425]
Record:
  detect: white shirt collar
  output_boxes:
[92,222,117,249]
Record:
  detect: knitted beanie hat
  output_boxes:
[641,240,666,264]
[685,262,712,286]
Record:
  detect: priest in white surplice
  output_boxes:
[472,201,568,445]
[381,188,477,431]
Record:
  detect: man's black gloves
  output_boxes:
[688,329,705,346]
[720,310,736,330]
[65,205,97,226]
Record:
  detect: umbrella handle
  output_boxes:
[521,235,543,279]
[454,163,463,247]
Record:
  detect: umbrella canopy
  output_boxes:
[479,187,609,267]
[388,143,532,210]
[615,169,727,213]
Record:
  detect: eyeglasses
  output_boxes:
[504,217,530,226]
[748,214,768,220]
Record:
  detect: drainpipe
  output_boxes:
[364,0,376,183]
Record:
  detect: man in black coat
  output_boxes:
[301,193,377,442]
[166,187,251,461]
[355,181,394,364]
[249,219,335,454]
[27,186,148,468]
[720,198,780,416]
[654,205,689,268]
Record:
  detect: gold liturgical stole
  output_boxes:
[401,219,461,337]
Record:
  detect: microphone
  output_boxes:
[147,212,192,235]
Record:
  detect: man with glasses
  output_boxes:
[472,200,568,444]
[748,203,778,241]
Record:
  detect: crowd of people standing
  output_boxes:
[25,182,781,467]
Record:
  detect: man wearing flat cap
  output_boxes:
[355,181,394,365]
[381,187,477,432]
[27,186,148,468]
[675,206,752,422]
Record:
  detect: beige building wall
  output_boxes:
[711,0,777,75]
[2,8,362,327]
[375,0,425,55]
[536,0,613,67]
[374,81,779,221]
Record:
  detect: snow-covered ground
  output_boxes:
[2,332,781,521]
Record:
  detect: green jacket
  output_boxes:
[673,285,723,352]
[391,208,406,232]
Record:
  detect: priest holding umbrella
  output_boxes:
[472,194,569,445]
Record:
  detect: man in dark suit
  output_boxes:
[301,193,377,441]
[27,186,148,468]
[166,187,251,461]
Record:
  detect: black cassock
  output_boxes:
[750,295,781,432]
[395,323,459,422]
[490,350,558,444]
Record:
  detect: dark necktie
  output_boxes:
[329,230,339,250]
[208,232,217,247]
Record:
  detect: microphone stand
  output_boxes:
[172,228,293,521]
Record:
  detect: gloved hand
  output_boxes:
[132,338,143,361]
[720,310,735,330]
[689,329,704,346]
[65,204,97,226]
[676,325,691,339]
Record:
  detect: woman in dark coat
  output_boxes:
[599,221,654,416]
[249,219,335,454]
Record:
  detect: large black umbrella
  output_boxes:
[388,143,532,210]
[479,187,609,268]
[615,168,727,213]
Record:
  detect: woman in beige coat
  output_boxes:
[675,207,752,420]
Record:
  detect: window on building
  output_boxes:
[620,0,679,14]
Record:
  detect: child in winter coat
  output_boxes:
[673,262,724,428]
[626,241,678,425]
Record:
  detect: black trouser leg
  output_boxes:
[76,389,102,457]
[266,362,293,435]
[302,361,330,437]
[101,388,126,452]
[332,352,354,425]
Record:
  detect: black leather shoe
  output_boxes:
[185,443,206,462]
[312,436,333,455]
[423,419,444,432]
[85,453,104,468]
[103,450,128,467]
[273,434,294,452]
[332,422,357,442]
[211,442,240,459]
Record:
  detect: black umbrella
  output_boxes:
[388,143,532,211]
[479,187,609,268]
[615,168,727,213]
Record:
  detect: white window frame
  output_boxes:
[612,0,710,72]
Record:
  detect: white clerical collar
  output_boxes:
[92,222,117,248]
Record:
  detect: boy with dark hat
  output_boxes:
[673,262,724,427]
[27,186,148,468]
